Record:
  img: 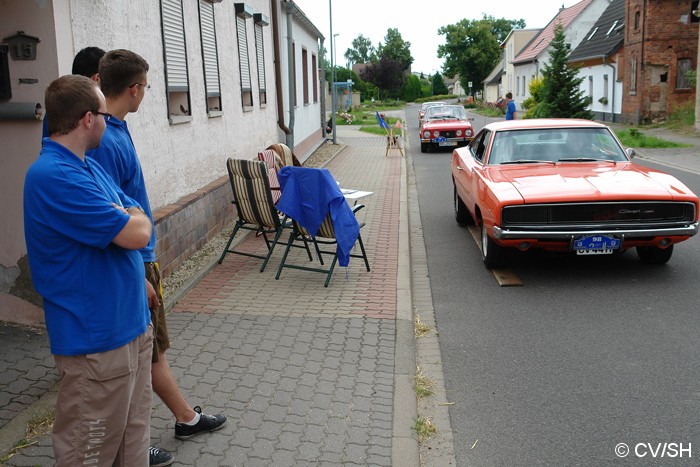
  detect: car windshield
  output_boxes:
[425,105,466,121]
[486,127,628,165]
[421,102,445,112]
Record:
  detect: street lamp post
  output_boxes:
[332,33,339,144]
[329,0,337,144]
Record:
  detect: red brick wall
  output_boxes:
[621,0,698,123]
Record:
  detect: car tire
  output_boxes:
[420,142,427,153]
[454,186,472,225]
[480,220,506,268]
[636,245,673,265]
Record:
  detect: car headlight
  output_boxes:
[422,130,430,138]
[466,129,473,137]
[433,130,440,138]
[456,130,463,137]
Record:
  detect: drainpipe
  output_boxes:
[271,0,291,138]
[285,2,295,150]
[604,56,616,123]
[319,38,327,137]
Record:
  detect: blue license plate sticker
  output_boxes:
[574,235,620,253]
[434,136,446,142]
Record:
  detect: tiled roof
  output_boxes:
[569,0,625,61]
[513,0,593,64]
[482,59,504,85]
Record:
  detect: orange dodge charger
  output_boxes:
[451,119,699,267]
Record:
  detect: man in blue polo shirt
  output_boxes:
[89,49,226,453]
[24,75,153,466]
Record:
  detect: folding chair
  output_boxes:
[276,206,370,287]
[218,158,311,271]
[273,166,370,287]
[257,149,283,204]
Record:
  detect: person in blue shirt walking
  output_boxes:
[505,92,517,120]
[88,50,226,459]
[24,74,154,466]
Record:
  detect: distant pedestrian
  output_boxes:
[24,74,153,466]
[505,92,516,120]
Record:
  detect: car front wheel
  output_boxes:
[481,221,506,268]
[636,245,673,264]
[420,142,427,153]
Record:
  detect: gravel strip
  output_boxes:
[161,140,347,306]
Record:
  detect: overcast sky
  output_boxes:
[293,0,582,75]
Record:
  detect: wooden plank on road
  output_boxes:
[467,225,524,287]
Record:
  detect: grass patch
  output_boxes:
[414,314,431,338]
[413,416,437,443]
[665,101,695,133]
[414,366,435,399]
[615,128,691,148]
[0,410,55,463]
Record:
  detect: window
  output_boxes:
[630,58,637,94]
[253,13,268,106]
[0,44,10,100]
[603,74,609,100]
[588,76,593,103]
[312,53,318,103]
[587,27,598,41]
[292,43,297,106]
[161,0,191,122]
[606,21,618,37]
[677,59,692,89]
[692,1,699,23]
[302,48,309,104]
[634,11,640,30]
[198,0,222,114]
[235,3,254,108]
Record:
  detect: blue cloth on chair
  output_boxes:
[277,166,360,267]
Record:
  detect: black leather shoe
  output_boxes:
[174,406,227,440]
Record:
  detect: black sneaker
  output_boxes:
[149,446,174,467]
[174,406,227,440]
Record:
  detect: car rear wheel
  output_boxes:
[481,221,506,268]
[454,186,472,225]
[636,245,673,264]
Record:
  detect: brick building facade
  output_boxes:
[621,0,699,123]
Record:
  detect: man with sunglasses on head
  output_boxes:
[88,49,226,466]
[24,74,154,466]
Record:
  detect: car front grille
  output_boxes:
[501,202,696,230]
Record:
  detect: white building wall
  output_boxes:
[69,0,280,210]
[577,62,623,120]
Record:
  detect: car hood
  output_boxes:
[490,163,694,203]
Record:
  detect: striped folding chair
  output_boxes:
[257,149,283,204]
[218,158,311,271]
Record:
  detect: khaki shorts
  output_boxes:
[144,262,170,362]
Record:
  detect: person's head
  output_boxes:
[71,47,106,80]
[505,92,513,101]
[98,49,150,110]
[45,75,106,148]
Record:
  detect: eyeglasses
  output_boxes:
[93,111,113,122]
[130,82,151,91]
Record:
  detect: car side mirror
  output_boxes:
[626,147,636,159]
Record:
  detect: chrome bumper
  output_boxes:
[492,223,699,240]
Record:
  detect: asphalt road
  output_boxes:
[407,105,700,465]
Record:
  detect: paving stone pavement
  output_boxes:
[1,123,426,466]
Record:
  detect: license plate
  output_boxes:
[439,141,457,146]
[574,235,620,255]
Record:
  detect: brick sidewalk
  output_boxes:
[3,125,408,466]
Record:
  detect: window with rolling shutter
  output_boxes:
[254,22,267,105]
[235,12,253,107]
[302,48,309,105]
[198,0,222,113]
[161,0,191,121]
[312,54,318,103]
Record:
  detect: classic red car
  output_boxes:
[451,119,699,267]
[418,101,445,121]
[420,105,474,153]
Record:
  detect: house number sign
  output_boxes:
[3,31,40,61]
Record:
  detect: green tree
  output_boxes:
[344,34,375,66]
[376,28,413,71]
[532,23,593,119]
[401,74,422,102]
[438,16,525,95]
[360,57,406,98]
[431,72,448,95]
